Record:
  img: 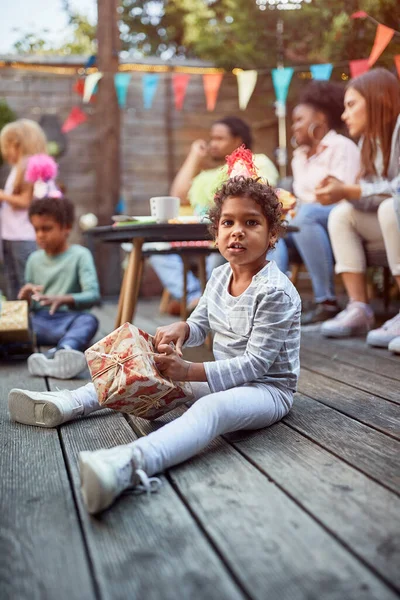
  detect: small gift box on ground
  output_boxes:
[0,300,30,343]
[85,323,193,420]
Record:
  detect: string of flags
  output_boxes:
[61,11,400,133]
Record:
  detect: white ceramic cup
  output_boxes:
[150,196,180,222]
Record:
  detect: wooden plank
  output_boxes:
[51,380,244,600]
[130,412,398,600]
[285,394,400,494]
[300,348,400,405]
[228,421,400,593]
[0,364,95,600]
[298,368,400,440]
[301,332,400,380]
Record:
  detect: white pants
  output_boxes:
[328,198,400,276]
[74,381,293,477]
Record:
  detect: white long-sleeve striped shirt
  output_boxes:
[186,261,301,393]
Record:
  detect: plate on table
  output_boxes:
[112,215,156,226]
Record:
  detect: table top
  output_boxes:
[85,222,298,244]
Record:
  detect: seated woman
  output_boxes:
[317,68,400,351]
[270,81,360,324]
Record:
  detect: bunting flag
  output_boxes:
[272,67,294,104]
[142,73,160,109]
[310,63,333,81]
[61,107,87,133]
[203,73,223,111]
[236,70,258,111]
[349,59,370,78]
[172,74,190,110]
[368,24,395,66]
[114,73,132,108]
[395,55,400,78]
[83,72,103,103]
[84,55,96,69]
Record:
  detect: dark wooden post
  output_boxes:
[95,0,121,295]
[95,0,120,225]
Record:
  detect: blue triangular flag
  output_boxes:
[310,64,333,81]
[142,73,160,109]
[272,67,294,104]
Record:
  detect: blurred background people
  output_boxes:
[317,68,400,351]
[269,81,360,324]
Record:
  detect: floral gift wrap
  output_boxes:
[0,301,30,342]
[85,322,193,420]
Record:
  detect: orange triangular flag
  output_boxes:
[368,24,395,67]
[203,73,223,111]
[394,55,400,78]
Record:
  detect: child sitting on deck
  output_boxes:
[8,148,301,514]
[18,187,100,379]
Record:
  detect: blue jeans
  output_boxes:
[150,253,225,304]
[2,240,37,300]
[269,203,336,303]
[31,310,99,351]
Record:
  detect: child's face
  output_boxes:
[216,196,271,272]
[30,214,70,255]
[2,141,20,165]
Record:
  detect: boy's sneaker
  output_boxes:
[28,349,87,379]
[8,388,84,428]
[388,336,400,355]
[79,446,162,514]
[321,301,374,338]
[366,312,400,348]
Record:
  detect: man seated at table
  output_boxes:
[150,116,279,315]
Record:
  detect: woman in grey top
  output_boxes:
[315,68,400,350]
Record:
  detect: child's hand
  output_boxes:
[18,284,43,301]
[153,322,190,357]
[154,344,191,380]
[31,293,72,315]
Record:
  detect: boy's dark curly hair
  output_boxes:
[298,81,345,131]
[208,176,283,250]
[29,196,75,228]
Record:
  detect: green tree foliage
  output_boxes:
[0,101,17,167]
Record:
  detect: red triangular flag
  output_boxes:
[349,59,370,79]
[172,74,190,111]
[351,11,368,19]
[368,24,395,67]
[395,55,400,78]
[203,73,223,111]
[62,107,87,133]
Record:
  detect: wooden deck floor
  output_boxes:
[1,299,400,600]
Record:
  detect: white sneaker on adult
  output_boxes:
[8,388,84,427]
[366,312,400,348]
[321,301,374,338]
[388,336,400,354]
[79,445,162,514]
[28,349,87,379]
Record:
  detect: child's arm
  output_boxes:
[18,283,43,303]
[0,182,33,210]
[154,344,207,382]
[31,293,75,315]
[153,322,190,356]
[71,250,100,308]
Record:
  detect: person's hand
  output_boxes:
[154,344,191,380]
[18,284,43,301]
[189,139,208,162]
[31,293,70,315]
[153,322,190,357]
[315,176,345,205]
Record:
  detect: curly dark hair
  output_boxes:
[213,116,253,149]
[29,196,75,228]
[208,177,283,250]
[298,81,345,131]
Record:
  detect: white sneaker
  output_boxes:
[28,349,87,379]
[8,388,84,428]
[388,336,400,354]
[321,301,374,338]
[79,446,162,514]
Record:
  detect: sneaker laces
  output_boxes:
[133,469,162,495]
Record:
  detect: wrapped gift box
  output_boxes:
[85,322,193,420]
[0,300,30,343]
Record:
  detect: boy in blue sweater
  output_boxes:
[18,196,100,379]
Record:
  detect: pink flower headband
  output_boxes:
[26,154,62,199]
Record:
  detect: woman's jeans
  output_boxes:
[150,252,226,305]
[73,381,293,477]
[269,203,337,303]
[31,310,99,351]
[2,240,36,300]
